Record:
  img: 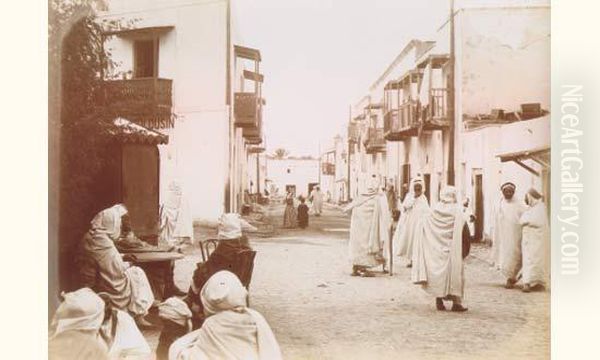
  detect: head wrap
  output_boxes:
[440,186,458,204]
[158,297,193,327]
[217,213,257,240]
[500,182,516,191]
[365,175,380,193]
[50,288,106,339]
[90,204,128,241]
[201,271,248,317]
[525,188,543,206]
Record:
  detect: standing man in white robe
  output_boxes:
[411,186,469,312]
[520,188,550,293]
[491,182,527,289]
[310,186,324,217]
[343,176,391,277]
[392,177,430,268]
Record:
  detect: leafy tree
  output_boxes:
[273,148,288,159]
[49,0,124,293]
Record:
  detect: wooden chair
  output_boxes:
[235,250,257,290]
[199,239,220,262]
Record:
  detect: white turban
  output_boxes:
[90,204,128,241]
[201,271,248,317]
[217,213,257,240]
[158,297,193,327]
[50,288,106,339]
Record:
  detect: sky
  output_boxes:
[233,0,450,157]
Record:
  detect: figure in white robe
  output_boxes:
[343,176,391,277]
[159,181,194,246]
[490,182,527,289]
[411,186,469,312]
[520,188,550,292]
[392,177,430,267]
[310,186,324,216]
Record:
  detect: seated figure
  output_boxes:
[169,271,281,360]
[185,213,256,329]
[49,287,151,360]
[74,204,155,327]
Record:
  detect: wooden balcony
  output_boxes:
[243,117,263,145]
[234,92,263,128]
[348,123,360,143]
[103,78,174,129]
[322,162,335,176]
[364,127,386,154]
[419,88,450,130]
[384,100,419,140]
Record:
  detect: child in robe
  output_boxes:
[297,197,309,229]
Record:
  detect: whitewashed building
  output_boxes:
[99,0,265,223]
[347,0,550,240]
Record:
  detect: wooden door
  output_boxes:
[423,173,431,204]
[122,144,160,241]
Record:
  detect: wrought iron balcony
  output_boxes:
[103,78,174,129]
[364,127,386,153]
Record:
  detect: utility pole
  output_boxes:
[318,141,322,185]
[256,153,260,194]
[447,0,456,185]
[347,105,352,202]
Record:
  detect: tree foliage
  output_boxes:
[49,0,124,291]
[273,148,289,159]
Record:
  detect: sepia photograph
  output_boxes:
[46,0,553,359]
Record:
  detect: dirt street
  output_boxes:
[150,203,549,359]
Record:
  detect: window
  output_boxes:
[134,39,157,78]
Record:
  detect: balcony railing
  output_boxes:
[235,92,262,128]
[322,162,335,176]
[419,88,450,128]
[365,127,386,153]
[103,78,174,129]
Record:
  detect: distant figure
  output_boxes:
[297,197,309,229]
[462,197,476,242]
[310,186,324,216]
[283,190,298,228]
[490,182,527,289]
[386,183,399,221]
[159,180,193,246]
[169,271,282,360]
[519,188,550,293]
[411,186,470,312]
[393,177,430,268]
[343,176,391,277]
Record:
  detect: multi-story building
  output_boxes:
[99,0,265,226]
[347,0,550,241]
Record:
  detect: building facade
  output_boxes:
[100,0,265,222]
[341,1,549,240]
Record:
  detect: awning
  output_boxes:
[235,45,262,62]
[103,26,174,38]
[110,117,169,145]
[496,115,550,176]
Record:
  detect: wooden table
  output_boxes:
[123,252,184,263]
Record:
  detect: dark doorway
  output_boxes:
[474,173,484,242]
[401,163,411,201]
[423,173,431,204]
[308,182,319,195]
